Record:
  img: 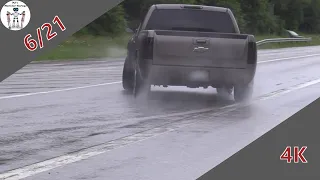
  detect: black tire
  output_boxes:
[234,81,254,103]
[122,58,134,92]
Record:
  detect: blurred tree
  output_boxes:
[77,0,319,36]
[299,0,320,33]
[75,4,126,36]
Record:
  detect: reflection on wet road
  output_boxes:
[0,46,320,180]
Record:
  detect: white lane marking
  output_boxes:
[15,66,122,76]
[259,54,320,64]
[258,48,320,55]
[1,77,319,180]
[0,53,319,100]
[257,78,320,100]
[29,58,125,64]
[0,81,121,100]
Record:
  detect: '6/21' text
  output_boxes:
[24,16,66,51]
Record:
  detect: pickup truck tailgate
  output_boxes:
[152,31,249,69]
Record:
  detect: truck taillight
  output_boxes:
[247,41,257,64]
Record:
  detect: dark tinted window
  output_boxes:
[145,9,236,33]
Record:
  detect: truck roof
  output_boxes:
[153,4,229,12]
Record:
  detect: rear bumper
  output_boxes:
[148,64,256,87]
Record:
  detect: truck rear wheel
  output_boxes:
[122,58,134,93]
[234,81,254,102]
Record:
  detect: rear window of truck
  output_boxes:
[145,9,236,33]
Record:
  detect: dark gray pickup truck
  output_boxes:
[122,4,257,102]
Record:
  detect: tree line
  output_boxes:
[75,0,320,36]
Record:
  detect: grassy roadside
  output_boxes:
[36,34,132,61]
[36,33,320,61]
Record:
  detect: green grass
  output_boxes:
[36,33,320,61]
[36,33,132,61]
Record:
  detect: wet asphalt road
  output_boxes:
[0,46,320,180]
